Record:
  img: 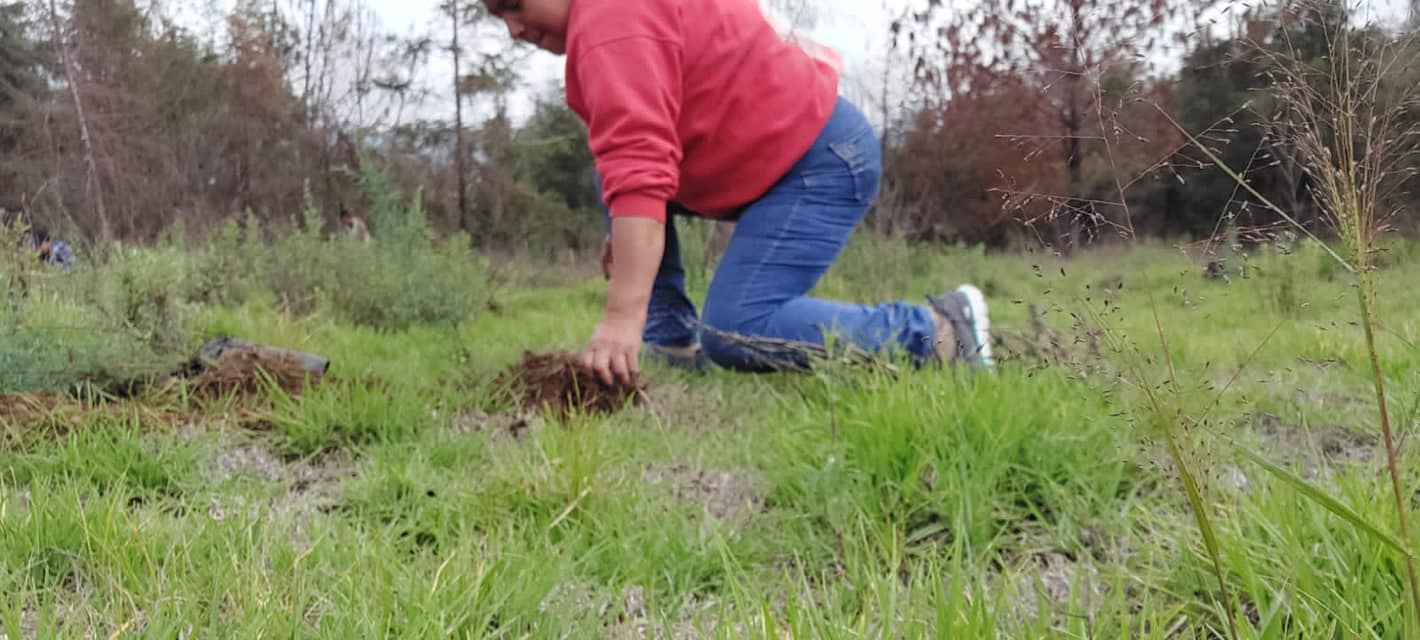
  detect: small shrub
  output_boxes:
[86,245,193,356]
[323,230,487,331]
[186,216,267,306]
[266,194,333,316]
[255,167,490,331]
[1248,244,1306,318]
[0,244,193,393]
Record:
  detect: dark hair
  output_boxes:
[26,226,50,244]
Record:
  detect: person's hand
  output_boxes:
[600,234,613,280]
[582,310,643,386]
[588,215,661,385]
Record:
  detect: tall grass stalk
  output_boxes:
[1165,14,1420,632]
[1082,296,1240,637]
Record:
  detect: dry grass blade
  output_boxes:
[1078,294,1240,638]
[1148,296,1239,640]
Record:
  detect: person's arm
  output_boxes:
[571,22,682,385]
[583,216,664,385]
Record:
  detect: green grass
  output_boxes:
[3,229,1420,637]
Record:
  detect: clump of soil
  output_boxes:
[1,338,324,439]
[0,392,68,426]
[182,347,322,397]
[494,350,645,419]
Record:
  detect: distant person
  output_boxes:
[24,227,75,269]
[484,0,993,385]
[340,206,370,243]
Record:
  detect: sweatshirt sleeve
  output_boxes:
[573,36,682,223]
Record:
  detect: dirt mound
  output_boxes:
[0,338,328,441]
[183,347,323,397]
[0,393,67,426]
[494,350,645,419]
[0,392,186,443]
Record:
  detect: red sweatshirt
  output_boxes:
[564,0,840,222]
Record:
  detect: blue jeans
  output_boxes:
[597,96,937,371]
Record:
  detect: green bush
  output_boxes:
[195,168,490,331]
[322,228,487,331]
[0,246,195,393]
[266,193,334,317]
[86,245,193,355]
[0,164,491,394]
[186,214,269,307]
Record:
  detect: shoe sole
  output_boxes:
[956,284,994,367]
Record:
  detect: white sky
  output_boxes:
[361,0,913,126]
[358,0,1411,126]
[177,0,1413,128]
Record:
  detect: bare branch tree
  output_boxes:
[47,0,111,242]
[446,0,470,231]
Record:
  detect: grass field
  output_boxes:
[4,220,1420,638]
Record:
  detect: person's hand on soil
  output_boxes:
[588,216,662,385]
[600,234,613,280]
[583,310,643,386]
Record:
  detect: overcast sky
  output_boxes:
[180,0,1413,127]
[361,0,1411,123]
[358,0,913,125]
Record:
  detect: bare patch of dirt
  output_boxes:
[638,382,736,434]
[997,552,1101,629]
[605,586,721,640]
[0,580,104,640]
[1254,412,1375,479]
[538,579,604,617]
[203,443,355,530]
[494,350,645,420]
[8,486,32,514]
[536,581,717,639]
[642,463,762,524]
[449,408,532,442]
[206,443,289,483]
[0,605,38,640]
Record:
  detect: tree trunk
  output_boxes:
[301,0,317,124]
[1057,0,1086,255]
[451,3,470,233]
[48,0,111,243]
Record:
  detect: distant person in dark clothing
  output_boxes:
[24,227,75,268]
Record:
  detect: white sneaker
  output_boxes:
[927,284,994,368]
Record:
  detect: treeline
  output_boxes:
[0,0,600,254]
[883,0,1420,249]
[0,0,1414,253]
